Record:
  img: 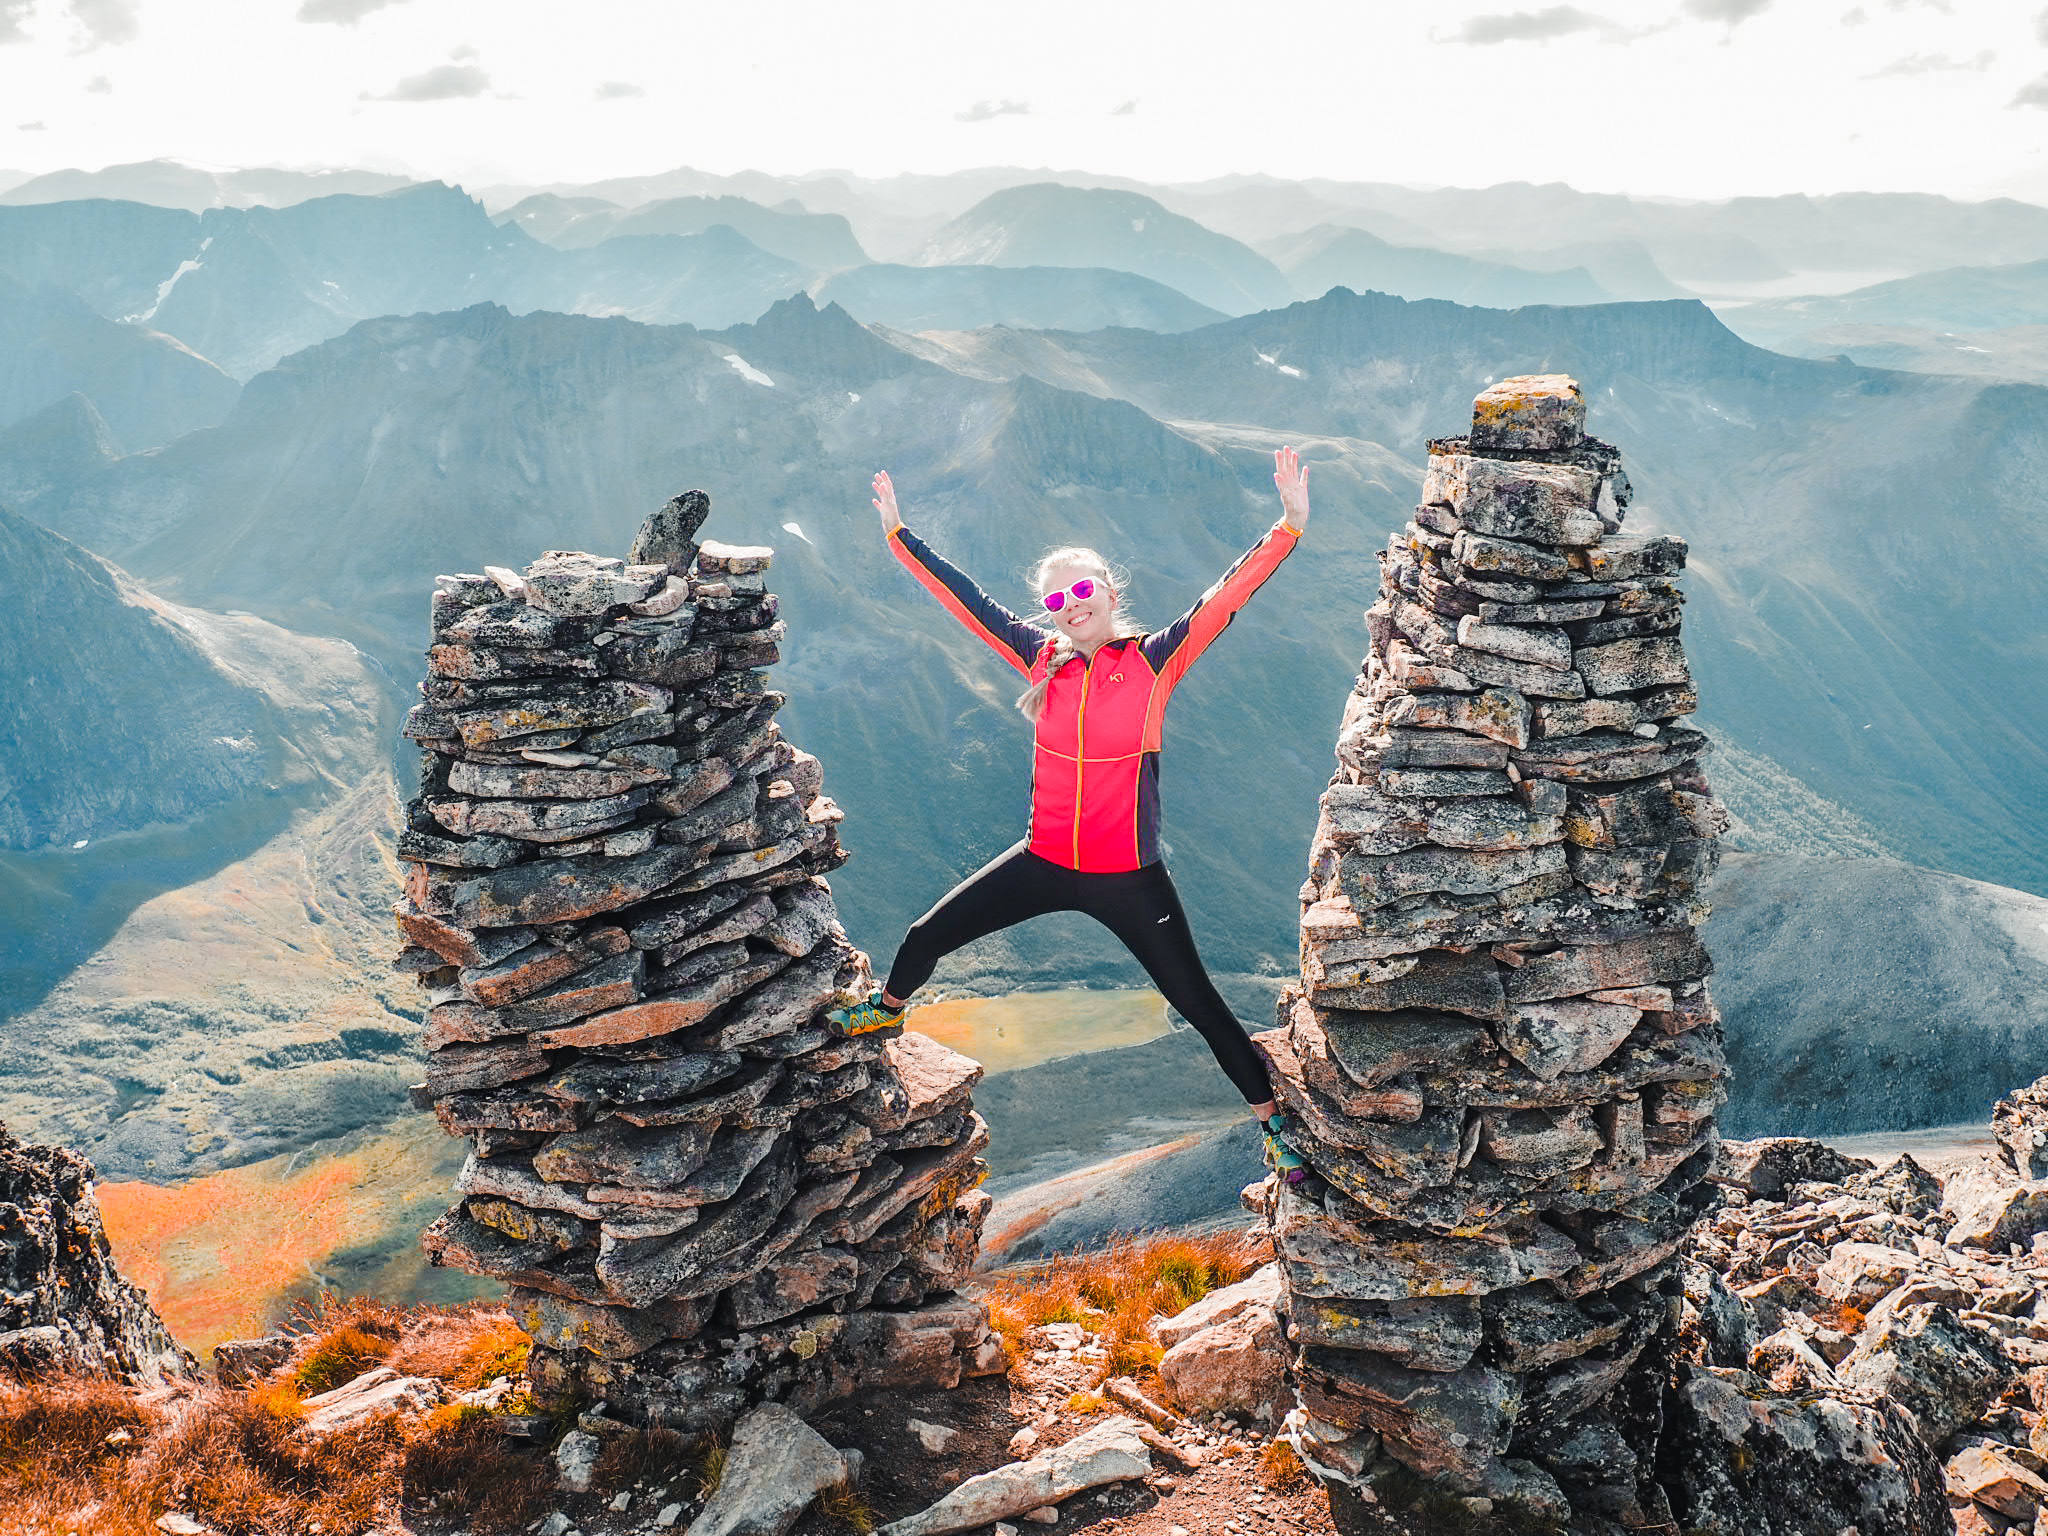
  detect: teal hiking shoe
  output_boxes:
[828,989,907,1037]
[1263,1113,1307,1184]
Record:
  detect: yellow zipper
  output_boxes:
[1072,648,1093,868]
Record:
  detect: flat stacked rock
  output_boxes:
[1260,377,1729,1512]
[396,490,1000,1430]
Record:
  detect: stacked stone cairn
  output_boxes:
[1260,377,1730,1515]
[393,490,1000,1430]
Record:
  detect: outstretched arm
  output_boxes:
[875,470,1047,678]
[1140,446,1307,686]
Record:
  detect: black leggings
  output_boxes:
[884,841,1275,1105]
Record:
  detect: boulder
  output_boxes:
[874,1417,1152,1536]
[1814,1241,1921,1308]
[299,1366,444,1435]
[1946,1440,2048,1521]
[0,1126,195,1384]
[1155,1263,1282,1349]
[684,1401,853,1536]
[1947,1181,2048,1251]
[1841,1304,2011,1448]
[1713,1138,1874,1200]
[1661,1364,1950,1536]
[1993,1076,2048,1180]
[1158,1304,1288,1421]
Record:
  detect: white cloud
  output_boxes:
[85,71,109,90]
[1110,99,1137,115]
[594,80,642,99]
[368,62,490,102]
[16,118,44,128]
[2037,5,2048,45]
[0,0,30,45]
[1448,6,1620,43]
[1682,0,1772,25]
[955,98,1028,122]
[2013,72,2048,106]
[297,0,404,23]
[68,0,138,49]
[1867,49,1993,77]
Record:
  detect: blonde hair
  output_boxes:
[1015,546,1144,721]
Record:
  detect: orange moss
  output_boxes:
[0,1298,549,1536]
[975,1229,1263,1386]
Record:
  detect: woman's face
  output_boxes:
[1042,563,1119,650]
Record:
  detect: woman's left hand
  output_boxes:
[1275,445,1311,532]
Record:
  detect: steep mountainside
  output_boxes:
[1723,258,2048,354]
[1267,225,1613,307]
[919,183,1293,316]
[0,504,388,1027]
[0,274,239,445]
[815,263,1224,334]
[1711,852,2048,1138]
[7,289,2044,985]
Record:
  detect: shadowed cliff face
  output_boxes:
[3,289,2043,993]
[0,504,390,1047]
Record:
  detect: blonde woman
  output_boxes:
[828,449,1313,1181]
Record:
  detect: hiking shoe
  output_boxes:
[1263,1114,1307,1184]
[828,989,907,1036]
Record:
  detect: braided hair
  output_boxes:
[1015,546,1145,722]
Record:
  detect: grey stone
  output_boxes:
[555,1428,604,1493]
[1577,534,1686,580]
[1455,617,1571,671]
[630,490,711,574]
[452,679,670,749]
[1575,636,1692,696]
[1339,842,1565,914]
[597,1148,799,1306]
[683,1401,851,1536]
[1384,687,1531,748]
[1424,454,1602,546]
[1309,945,1505,1021]
[728,1247,862,1328]
[1661,1366,1949,1536]
[430,789,647,843]
[1380,728,1508,770]
[875,1417,1152,1536]
[507,1287,704,1359]
[1450,529,1571,582]
[450,841,707,928]
[1298,1350,1516,1485]
[448,760,657,799]
[1425,798,1561,852]
[1468,374,1586,452]
[532,1117,715,1189]
[1287,1294,1483,1372]
[525,551,665,617]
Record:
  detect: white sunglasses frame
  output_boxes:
[1041,577,1108,613]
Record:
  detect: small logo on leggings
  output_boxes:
[1157,915,1171,924]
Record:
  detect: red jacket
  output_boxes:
[890,521,1300,872]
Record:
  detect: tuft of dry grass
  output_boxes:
[400,1399,553,1530]
[0,1294,552,1536]
[593,1426,691,1488]
[1258,1437,1309,1490]
[819,1475,879,1533]
[387,1307,530,1393]
[691,1429,729,1500]
[979,1230,1262,1384]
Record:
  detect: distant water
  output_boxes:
[1819,1121,1996,1176]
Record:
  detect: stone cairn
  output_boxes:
[392,490,1001,1430]
[1260,376,1730,1511]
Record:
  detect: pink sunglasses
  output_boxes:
[1042,578,1101,613]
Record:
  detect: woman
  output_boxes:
[828,449,1313,1181]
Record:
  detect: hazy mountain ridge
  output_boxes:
[917,183,1295,316]
[6,289,2044,993]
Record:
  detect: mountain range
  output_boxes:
[2,158,2046,1205]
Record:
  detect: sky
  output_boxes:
[0,0,2045,203]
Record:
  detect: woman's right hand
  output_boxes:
[873,470,903,535]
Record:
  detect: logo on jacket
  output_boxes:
[1106,672,1125,683]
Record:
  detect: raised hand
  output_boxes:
[872,470,903,535]
[1274,445,1311,532]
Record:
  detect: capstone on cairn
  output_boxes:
[394,489,1000,1429]
[1260,377,1729,1514]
